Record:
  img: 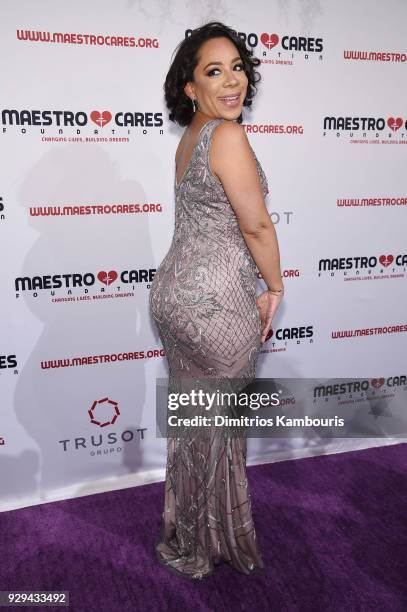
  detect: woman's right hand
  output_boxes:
[256,289,284,344]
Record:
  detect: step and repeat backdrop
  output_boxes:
[1,0,406,511]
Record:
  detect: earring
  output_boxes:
[192,98,196,113]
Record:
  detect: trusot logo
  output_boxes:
[88,397,120,427]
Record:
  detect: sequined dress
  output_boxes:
[149,117,269,579]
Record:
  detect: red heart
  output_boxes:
[97,270,118,286]
[260,33,279,50]
[379,254,394,267]
[265,327,274,342]
[387,117,402,131]
[371,378,385,389]
[90,110,112,128]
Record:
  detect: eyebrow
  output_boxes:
[203,56,241,70]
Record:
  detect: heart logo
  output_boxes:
[371,378,385,389]
[97,270,118,286]
[387,117,403,131]
[265,327,274,342]
[90,110,112,128]
[260,33,279,50]
[379,254,394,267]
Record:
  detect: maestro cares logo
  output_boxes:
[258,31,323,54]
[314,376,407,396]
[0,108,164,133]
[262,323,314,348]
[0,353,18,374]
[14,267,156,299]
[185,28,323,56]
[318,253,407,277]
[323,115,407,137]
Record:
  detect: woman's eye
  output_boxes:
[207,63,244,77]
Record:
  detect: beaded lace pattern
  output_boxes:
[149,118,269,579]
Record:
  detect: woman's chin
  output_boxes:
[218,107,243,121]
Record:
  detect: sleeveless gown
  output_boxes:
[149,118,269,579]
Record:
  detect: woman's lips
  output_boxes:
[218,93,241,108]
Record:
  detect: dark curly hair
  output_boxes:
[164,21,261,126]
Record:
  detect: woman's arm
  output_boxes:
[210,120,284,294]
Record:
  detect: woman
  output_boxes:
[149,21,284,580]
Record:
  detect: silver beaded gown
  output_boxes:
[149,117,269,579]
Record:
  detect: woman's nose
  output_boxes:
[224,71,239,85]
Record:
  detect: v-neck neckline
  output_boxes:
[174,118,219,189]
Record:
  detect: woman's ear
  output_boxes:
[184,82,195,101]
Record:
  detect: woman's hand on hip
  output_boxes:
[256,289,284,344]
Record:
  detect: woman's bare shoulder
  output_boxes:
[210,120,253,178]
[212,119,248,147]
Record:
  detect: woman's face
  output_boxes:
[185,36,249,121]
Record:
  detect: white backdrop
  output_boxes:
[1,0,406,511]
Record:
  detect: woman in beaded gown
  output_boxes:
[149,22,284,580]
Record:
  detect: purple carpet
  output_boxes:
[1,443,407,611]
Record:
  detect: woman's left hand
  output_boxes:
[256,290,284,344]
